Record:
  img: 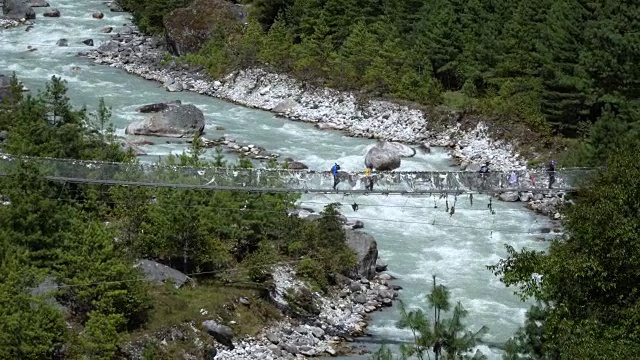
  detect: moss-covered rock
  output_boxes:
[162,0,244,56]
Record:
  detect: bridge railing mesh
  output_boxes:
[0,155,596,193]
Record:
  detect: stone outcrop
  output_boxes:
[494,190,567,220]
[30,277,66,311]
[345,230,378,280]
[3,0,36,19]
[117,212,396,358]
[125,102,205,138]
[199,136,281,160]
[134,259,191,288]
[202,320,234,349]
[527,193,565,219]
[162,0,243,56]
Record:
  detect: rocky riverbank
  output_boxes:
[124,226,400,359]
[82,30,525,172]
[124,264,399,360]
[210,265,400,359]
[113,204,398,359]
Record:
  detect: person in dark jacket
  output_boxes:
[547,160,556,189]
[479,161,490,175]
[478,161,490,189]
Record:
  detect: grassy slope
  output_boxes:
[127,282,282,357]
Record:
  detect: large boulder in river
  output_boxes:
[125,103,205,138]
[42,8,60,17]
[389,142,417,157]
[162,0,244,56]
[287,161,308,170]
[345,229,378,280]
[364,141,415,171]
[3,0,36,19]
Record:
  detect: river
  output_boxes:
[0,1,552,358]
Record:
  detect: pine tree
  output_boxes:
[259,17,295,70]
[539,0,592,134]
[495,0,550,81]
[57,219,152,328]
[292,16,335,82]
[332,21,379,88]
[0,263,66,360]
[457,0,506,91]
[236,19,266,68]
[411,0,463,90]
[0,162,74,268]
[579,0,640,109]
[390,275,488,360]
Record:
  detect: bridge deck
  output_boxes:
[0,155,595,194]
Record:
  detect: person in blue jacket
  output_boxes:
[331,163,341,190]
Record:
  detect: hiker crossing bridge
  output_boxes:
[0,155,595,195]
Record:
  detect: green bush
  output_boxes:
[296,258,328,291]
[243,242,280,283]
[77,312,126,360]
[284,287,320,317]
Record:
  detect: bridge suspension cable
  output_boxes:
[0,154,597,195]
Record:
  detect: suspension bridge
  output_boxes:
[0,155,596,195]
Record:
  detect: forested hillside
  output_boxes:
[0,75,356,358]
[119,0,639,165]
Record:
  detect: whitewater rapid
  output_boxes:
[0,1,552,358]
